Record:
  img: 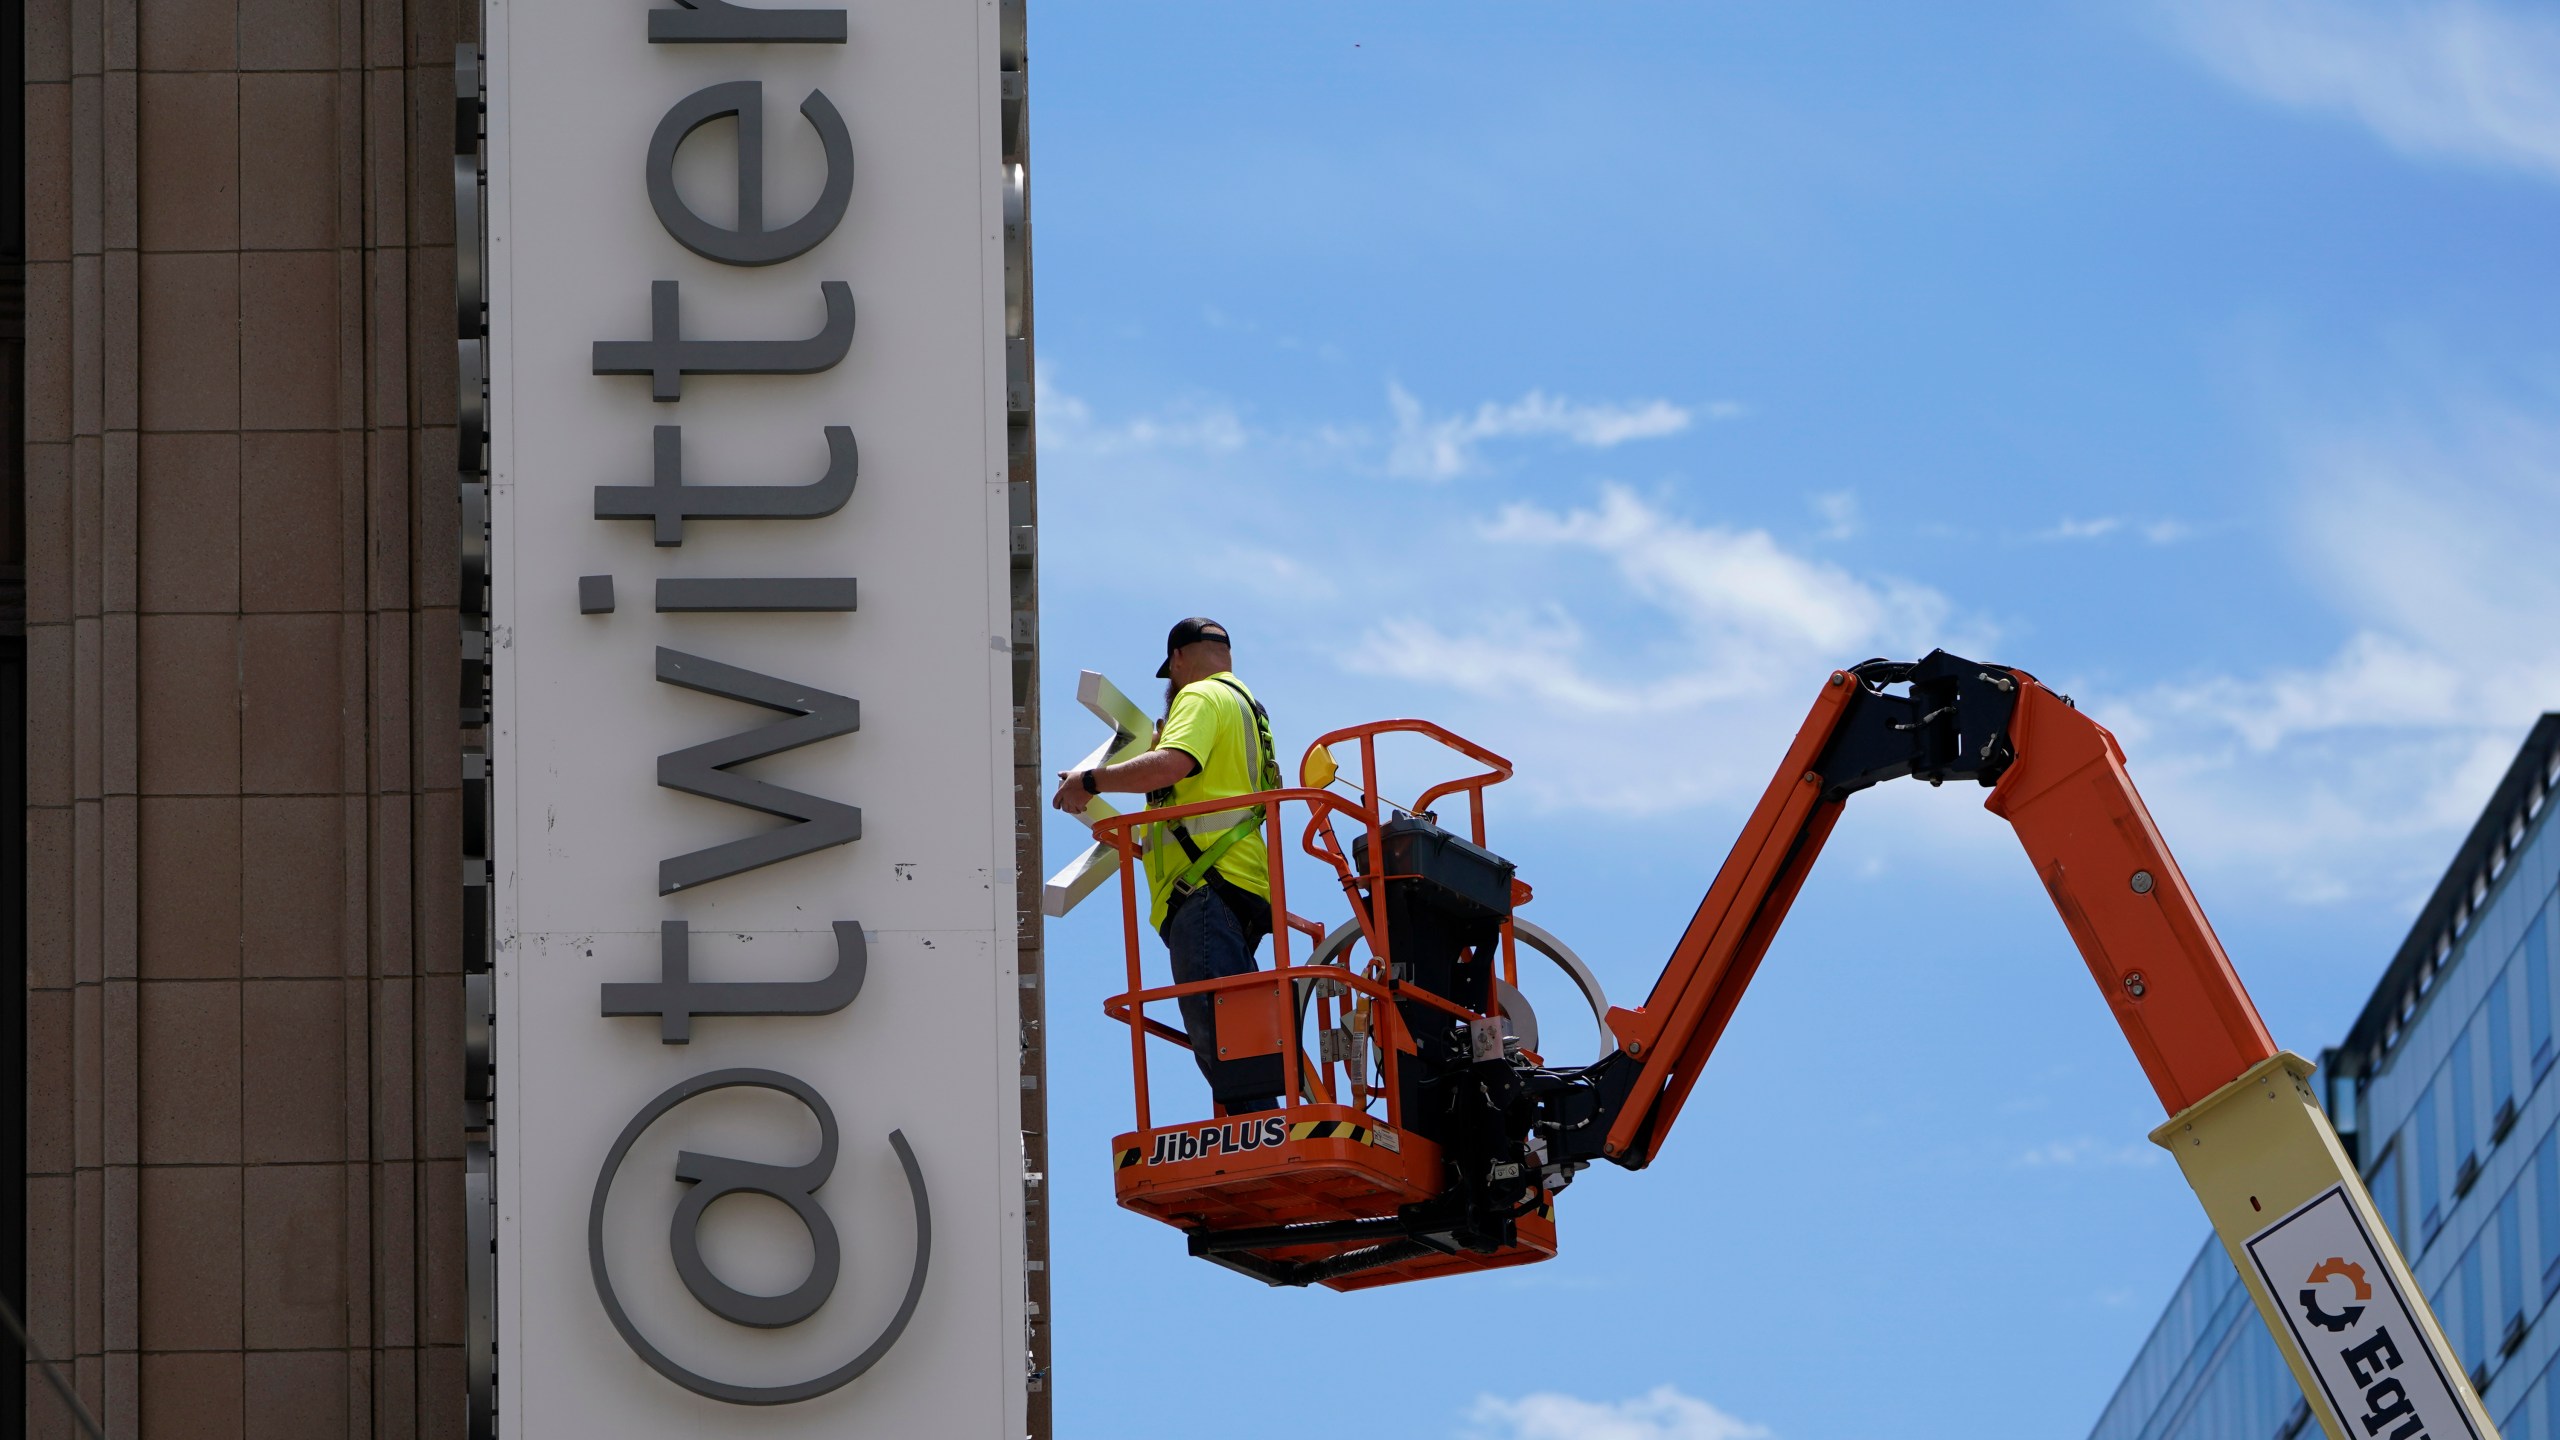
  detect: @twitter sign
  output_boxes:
[483,0,1025,1432]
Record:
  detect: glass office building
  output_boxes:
[2088,716,2560,1439]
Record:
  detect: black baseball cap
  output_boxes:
[1155,616,1231,678]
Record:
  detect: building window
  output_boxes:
[2462,1239,2487,1377]
[2496,973,2520,1141]
[2456,1031,2481,1193]
[2532,907,2554,1081]
[2422,1077,2445,1243]
[2538,1132,2560,1301]
[2501,1183,2526,1344]
[2366,1143,2402,1251]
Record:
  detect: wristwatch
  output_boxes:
[1080,769,1101,794]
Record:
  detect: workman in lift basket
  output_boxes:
[1052,616,1282,1114]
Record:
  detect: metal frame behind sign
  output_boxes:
[456,41,498,1440]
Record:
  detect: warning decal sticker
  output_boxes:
[2244,1185,2483,1440]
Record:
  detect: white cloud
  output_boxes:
[2084,394,2560,903]
[1209,543,1339,601]
[2038,516,2124,541]
[1035,360,1248,456]
[1356,612,1726,718]
[1480,486,1945,659]
[2026,516,2191,544]
[2165,0,2560,180]
[1040,362,1703,480]
[1388,383,1697,480]
[1466,1386,1772,1440]
[1346,485,1982,814]
[2124,400,2560,746]
[2125,632,2473,755]
[2015,1137,2166,1169]
[1812,490,1859,541]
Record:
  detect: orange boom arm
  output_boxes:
[1591,653,2276,1166]
[1559,652,2489,1440]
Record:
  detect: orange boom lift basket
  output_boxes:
[1089,721,1570,1290]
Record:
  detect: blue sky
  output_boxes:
[1026,4,2560,1437]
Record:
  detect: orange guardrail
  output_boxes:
[1087,719,1520,1135]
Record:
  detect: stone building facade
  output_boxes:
[23,0,506,1430]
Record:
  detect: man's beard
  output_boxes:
[1164,678,1180,711]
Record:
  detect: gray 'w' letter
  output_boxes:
[655,648,860,893]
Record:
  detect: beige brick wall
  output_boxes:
[23,0,471,1427]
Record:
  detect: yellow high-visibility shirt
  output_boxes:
[1141,672,1273,929]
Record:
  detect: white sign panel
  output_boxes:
[484,0,1022,1431]
[2245,1186,2483,1440]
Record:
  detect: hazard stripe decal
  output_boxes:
[1287,1119,1374,1146]
[1115,1147,1141,1169]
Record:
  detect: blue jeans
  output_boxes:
[1159,880,1278,1113]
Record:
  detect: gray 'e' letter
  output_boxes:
[646,82,852,267]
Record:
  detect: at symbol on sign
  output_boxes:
[589,1069,932,1405]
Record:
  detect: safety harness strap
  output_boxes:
[1162,677,1278,896]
